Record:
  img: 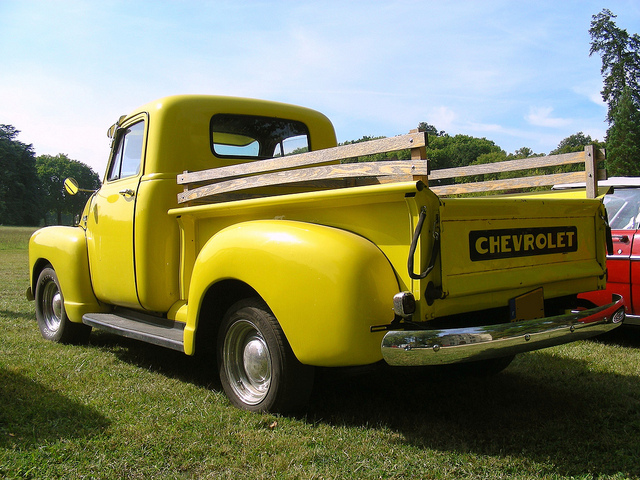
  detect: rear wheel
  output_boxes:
[35,267,91,344]
[217,298,314,412]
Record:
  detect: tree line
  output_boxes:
[1,9,638,226]
[0,125,101,226]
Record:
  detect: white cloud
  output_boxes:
[573,82,607,108]
[525,107,572,128]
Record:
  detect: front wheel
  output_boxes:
[217,298,314,413]
[35,267,91,344]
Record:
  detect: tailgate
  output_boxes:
[435,196,608,312]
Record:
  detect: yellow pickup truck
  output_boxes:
[27,95,624,412]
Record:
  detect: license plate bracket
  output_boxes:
[509,287,544,322]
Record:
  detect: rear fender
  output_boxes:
[184,220,399,366]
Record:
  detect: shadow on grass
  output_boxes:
[0,368,110,449]
[307,355,640,478]
[87,330,220,390]
[594,324,640,348]
[83,331,640,478]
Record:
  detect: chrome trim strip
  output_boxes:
[607,255,640,261]
[381,295,625,366]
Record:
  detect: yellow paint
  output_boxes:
[29,227,109,322]
[180,219,400,365]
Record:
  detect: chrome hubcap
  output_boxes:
[224,320,272,405]
[243,337,269,384]
[52,292,62,319]
[42,281,62,332]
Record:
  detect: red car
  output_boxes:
[575,177,640,326]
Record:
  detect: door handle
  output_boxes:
[612,235,629,243]
[119,189,135,198]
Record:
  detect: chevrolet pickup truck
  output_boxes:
[27,95,625,412]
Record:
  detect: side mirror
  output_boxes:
[64,177,79,196]
[64,177,96,195]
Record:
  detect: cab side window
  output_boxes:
[107,121,145,181]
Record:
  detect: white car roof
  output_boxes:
[553,177,640,190]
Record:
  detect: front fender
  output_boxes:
[185,220,399,366]
[29,226,108,322]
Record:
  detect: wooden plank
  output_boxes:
[409,128,428,183]
[430,169,607,196]
[429,148,605,182]
[180,175,418,205]
[429,151,587,181]
[281,175,415,189]
[584,144,597,198]
[178,160,429,203]
[178,131,427,185]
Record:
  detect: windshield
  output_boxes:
[604,188,640,230]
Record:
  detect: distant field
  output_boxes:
[0,226,38,250]
[1,225,640,479]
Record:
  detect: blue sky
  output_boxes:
[2,0,640,178]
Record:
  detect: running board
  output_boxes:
[83,310,185,352]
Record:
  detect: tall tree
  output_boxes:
[605,87,640,175]
[589,9,640,122]
[36,154,101,225]
[0,125,40,225]
[589,9,640,175]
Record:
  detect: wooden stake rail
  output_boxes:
[177,133,606,204]
[430,146,606,199]
[178,131,428,204]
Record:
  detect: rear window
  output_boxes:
[210,113,310,160]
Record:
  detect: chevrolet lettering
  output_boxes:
[469,226,578,261]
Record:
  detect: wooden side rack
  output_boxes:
[177,130,428,204]
[177,132,606,205]
[430,145,606,199]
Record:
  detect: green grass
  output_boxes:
[0,226,37,250]
[1,226,640,479]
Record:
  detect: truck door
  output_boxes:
[603,188,640,314]
[86,117,146,309]
[629,229,640,315]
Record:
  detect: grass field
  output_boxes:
[1,226,639,479]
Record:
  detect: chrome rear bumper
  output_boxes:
[381,295,625,366]
[623,313,640,326]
